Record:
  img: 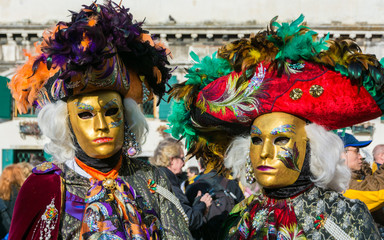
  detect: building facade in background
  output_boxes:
[1,0,384,169]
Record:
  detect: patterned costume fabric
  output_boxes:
[224,186,380,240]
[64,158,191,239]
[10,159,192,240]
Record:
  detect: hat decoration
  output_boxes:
[9,1,172,114]
[168,15,384,172]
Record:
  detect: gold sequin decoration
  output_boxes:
[102,178,117,190]
[309,85,324,98]
[36,162,53,171]
[290,88,303,100]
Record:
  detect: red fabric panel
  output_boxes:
[8,173,62,240]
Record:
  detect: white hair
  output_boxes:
[37,101,75,163]
[37,97,148,163]
[224,123,351,192]
[224,136,259,190]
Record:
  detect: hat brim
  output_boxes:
[345,140,372,148]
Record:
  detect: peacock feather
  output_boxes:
[196,63,269,123]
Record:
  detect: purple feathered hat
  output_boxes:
[9,0,172,113]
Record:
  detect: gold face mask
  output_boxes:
[249,112,308,188]
[67,90,124,159]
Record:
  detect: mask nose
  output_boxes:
[260,139,273,159]
[94,113,109,132]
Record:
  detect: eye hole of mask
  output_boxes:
[78,112,94,119]
[105,107,119,116]
[274,137,290,146]
[251,137,263,145]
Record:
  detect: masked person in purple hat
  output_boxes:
[340,133,384,234]
[7,1,192,239]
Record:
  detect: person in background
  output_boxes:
[180,166,200,193]
[184,159,244,240]
[340,133,384,236]
[16,162,33,179]
[0,164,27,239]
[187,166,200,184]
[150,138,212,236]
[338,132,372,173]
[29,154,46,167]
[372,144,384,172]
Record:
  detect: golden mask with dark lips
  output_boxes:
[249,112,308,188]
[67,90,124,159]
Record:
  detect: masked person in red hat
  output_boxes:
[167,15,382,239]
[7,1,192,239]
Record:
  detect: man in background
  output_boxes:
[372,144,384,172]
[187,166,200,184]
[339,133,384,236]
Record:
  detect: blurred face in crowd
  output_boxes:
[345,146,363,171]
[169,148,185,175]
[374,146,384,165]
[67,90,124,159]
[187,169,196,179]
[249,112,308,188]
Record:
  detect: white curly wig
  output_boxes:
[224,123,351,193]
[37,97,148,163]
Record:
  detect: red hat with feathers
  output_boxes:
[167,15,384,172]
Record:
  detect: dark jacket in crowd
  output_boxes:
[185,170,244,240]
[0,186,18,239]
[159,167,207,231]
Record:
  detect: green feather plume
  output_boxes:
[166,99,197,149]
[167,51,233,150]
[185,51,233,89]
[268,14,329,61]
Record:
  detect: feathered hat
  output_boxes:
[9,1,172,114]
[168,15,384,173]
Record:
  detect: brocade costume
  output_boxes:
[223,186,380,239]
[9,158,192,239]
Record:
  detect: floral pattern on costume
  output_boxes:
[59,157,192,240]
[232,193,306,239]
[79,177,159,239]
[225,186,380,240]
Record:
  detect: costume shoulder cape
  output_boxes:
[8,162,63,240]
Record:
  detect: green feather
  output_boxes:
[268,14,328,61]
[167,100,197,149]
[184,51,233,88]
[190,51,200,63]
[167,52,233,149]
